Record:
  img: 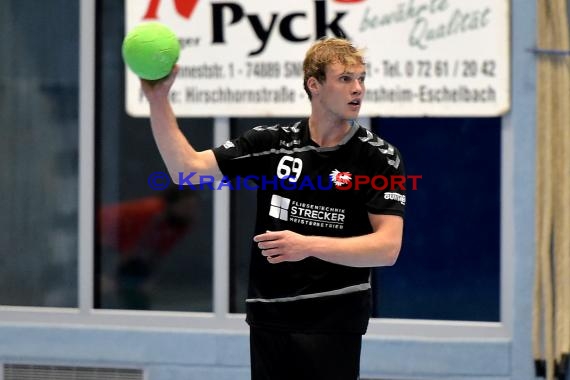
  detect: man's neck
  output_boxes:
[308,116,353,147]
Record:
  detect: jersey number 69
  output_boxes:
[276,156,303,182]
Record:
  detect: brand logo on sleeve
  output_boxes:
[384,192,406,205]
[222,140,235,149]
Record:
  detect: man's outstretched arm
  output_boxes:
[141,66,222,184]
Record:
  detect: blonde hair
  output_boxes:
[303,38,366,99]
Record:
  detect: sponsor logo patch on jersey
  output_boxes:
[330,169,352,188]
[268,194,346,230]
[269,194,291,221]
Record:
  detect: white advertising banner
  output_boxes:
[125,0,510,117]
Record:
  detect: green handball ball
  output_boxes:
[122,22,180,80]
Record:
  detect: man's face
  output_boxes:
[315,62,366,120]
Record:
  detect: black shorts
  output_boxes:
[249,327,362,380]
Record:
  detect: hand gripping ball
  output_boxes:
[122,22,180,80]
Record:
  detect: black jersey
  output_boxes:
[213,119,405,334]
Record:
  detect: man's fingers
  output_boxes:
[259,246,279,255]
[266,254,284,264]
[262,251,278,258]
[257,240,278,250]
[253,230,281,242]
[253,230,292,264]
[170,64,180,76]
[161,64,179,85]
[140,65,179,92]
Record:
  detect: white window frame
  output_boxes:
[0,0,512,343]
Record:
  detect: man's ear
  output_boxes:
[307,77,320,97]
